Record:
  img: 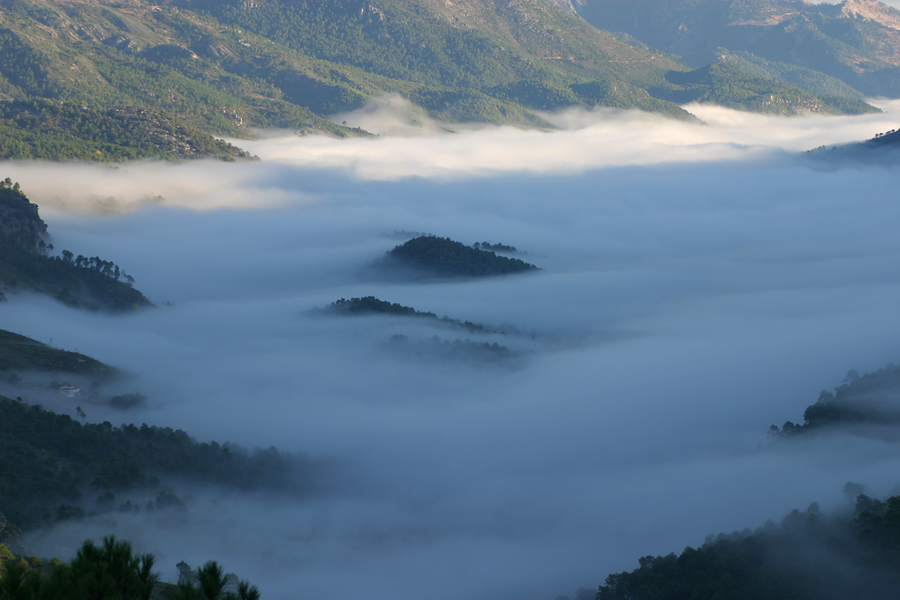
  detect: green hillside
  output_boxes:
[657,59,878,115]
[383,235,540,278]
[0,0,878,160]
[597,495,900,600]
[0,328,118,379]
[0,180,153,311]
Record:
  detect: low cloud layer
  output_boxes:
[2,104,900,600]
[4,100,899,216]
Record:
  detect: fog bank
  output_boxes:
[2,104,900,600]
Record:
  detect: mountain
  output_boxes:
[655,58,878,114]
[575,0,900,97]
[0,0,881,160]
[0,0,691,149]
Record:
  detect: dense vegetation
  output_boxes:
[597,494,900,600]
[472,242,519,253]
[329,296,495,333]
[0,536,260,600]
[594,360,900,599]
[657,61,877,116]
[868,128,900,147]
[770,363,900,436]
[0,181,152,311]
[0,395,318,532]
[384,236,540,278]
[0,0,879,160]
[576,0,900,98]
[0,0,695,159]
[0,329,118,380]
[0,100,251,162]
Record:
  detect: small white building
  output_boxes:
[58,385,81,398]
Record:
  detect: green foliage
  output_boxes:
[385,236,540,278]
[0,99,252,161]
[486,80,582,111]
[0,0,875,159]
[0,537,257,600]
[576,0,900,98]
[0,395,316,531]
[867,128,900,148]
[472,242,518,253]
[597,497,900,600]
[175,560,260,600]
[0,182,152,311]
[657,61,876,115]
[0,0,702,158]
[329,296,493,333]
[0,328,117,379]
[770,363,900,436]
[0,28,53,96]
[187,0,531,88]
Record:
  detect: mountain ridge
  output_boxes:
[575,0,900,96]
[0,0,890,160]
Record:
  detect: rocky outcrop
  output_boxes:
[540,0,579,13]
[840,0,900,31]
[0,180,47,253]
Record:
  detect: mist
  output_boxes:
[2,101,900,600]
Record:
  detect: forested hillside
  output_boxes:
[577,0,900,98]
[0,328,118,379]
[597,494,900,600]
[770,362,900,436]
[591,360,900,599]
[382,236,540,278]
[0,0,882,160]
[0,180,152,311]
[0,394,318,532]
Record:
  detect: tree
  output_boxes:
[197,561,227,600]
[67,536,158,600]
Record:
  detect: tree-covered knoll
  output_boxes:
[597,494,900,600]
[329,296,494,333]
[805,126,900,162]
[0,395,319,532]
[866,128,900,148]
[0,181,152,311]
[769,363,900,437]
[0,329,118,380]
[0,535,260,600]
[383,236,540,278]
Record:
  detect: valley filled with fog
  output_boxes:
[3,101,900,600]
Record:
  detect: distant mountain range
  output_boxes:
[0,0,896,159]
[576,0,900,97]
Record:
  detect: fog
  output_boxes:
[2,101,900,600]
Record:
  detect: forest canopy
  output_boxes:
[0,180,153,311]
[383,236,540,278]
